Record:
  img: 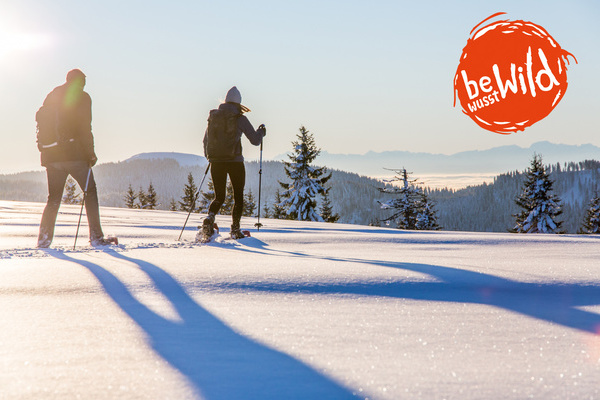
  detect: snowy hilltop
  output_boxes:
[125,152,209,168]
[1,200,599,399]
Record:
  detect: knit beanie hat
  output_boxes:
[225,86,242,104]
[66,69,86,83]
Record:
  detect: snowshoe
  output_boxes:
[197,221,219,243]
[37,237,51,249]
[91,235,119,247]
[230,229,245,240]
[37,230,52,248]
[230,224,251,240]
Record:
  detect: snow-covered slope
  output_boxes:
[1,200,599,399]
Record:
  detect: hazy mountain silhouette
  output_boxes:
[126,152,208,168]
[274,141,600,177]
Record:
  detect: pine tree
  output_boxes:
[62,177,81,204]
[262,202,271,219]
[377,168,422,229]
[579,194,600,234]
[320,187,340,223]
[179,172,198,213]
[138,187,149,209]
[271,189,286,219]
[243,190,257,217]
[146,182,158,210]
[279,126,331,221]
[169,198,178,211]
[415,191,441,230]
[512,154,563,233]
[124,184,138,209]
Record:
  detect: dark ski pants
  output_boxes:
[208,161,245,224]
[38,161,104,245]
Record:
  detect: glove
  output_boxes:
[258,124,266,137]
[89,156,98,167]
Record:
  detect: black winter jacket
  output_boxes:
[38,83,96,166]
[203,102,264,163]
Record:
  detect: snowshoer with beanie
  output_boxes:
[36,69,111,248]
[201,86,266,240]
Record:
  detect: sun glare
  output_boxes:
[0,28,54,60]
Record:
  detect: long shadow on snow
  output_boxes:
[227,242,600,335]
[51,250,359,400]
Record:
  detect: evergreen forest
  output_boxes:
[1,158,599,234]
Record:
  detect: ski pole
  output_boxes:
[178,163,211,241]
[255,136,264,231]
[74,167,92,250]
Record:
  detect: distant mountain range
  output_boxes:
[2,144,599,231]
[125,142,600,181]
[126,152,208,168]
[274,141,600,178]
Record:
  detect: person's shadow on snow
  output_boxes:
[51,250,359,400]
[227,244,600,335]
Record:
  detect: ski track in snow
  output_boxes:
[0,234,308,260]
[0,241,224,259]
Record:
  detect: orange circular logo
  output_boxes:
[454,12,577,134]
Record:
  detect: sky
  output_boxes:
[1,0,599,173]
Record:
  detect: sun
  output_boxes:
[0,26,54,61]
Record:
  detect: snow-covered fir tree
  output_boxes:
[62,177,81,204]
[415,191,441,230]
[124,184,137,209]
[168,198,178,211]
[243,190,257,217]
[579,193,600,234]
[179,173,198,213]
[320,187,340,223]
[512,154,563,233]
[279,126,331,221]
[377,168,422,229]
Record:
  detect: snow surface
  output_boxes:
[1,200,600,399]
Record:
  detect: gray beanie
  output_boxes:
[225,86,242,104]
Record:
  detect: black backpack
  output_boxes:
[35,104,60,151]
[204,109,241,161]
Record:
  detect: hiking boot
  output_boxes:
[37,238,51,249]
[201,213,216,235]
[37,229,52,248]
[230,222,245,239]
[91,236,118,247]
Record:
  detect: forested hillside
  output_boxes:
[0,159,390,225]
[428,160,600,233]
[1,158,598,233]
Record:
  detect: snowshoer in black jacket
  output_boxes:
[201,86,266,240]
[36,69,111,248]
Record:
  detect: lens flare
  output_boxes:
[0,29,54,60]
